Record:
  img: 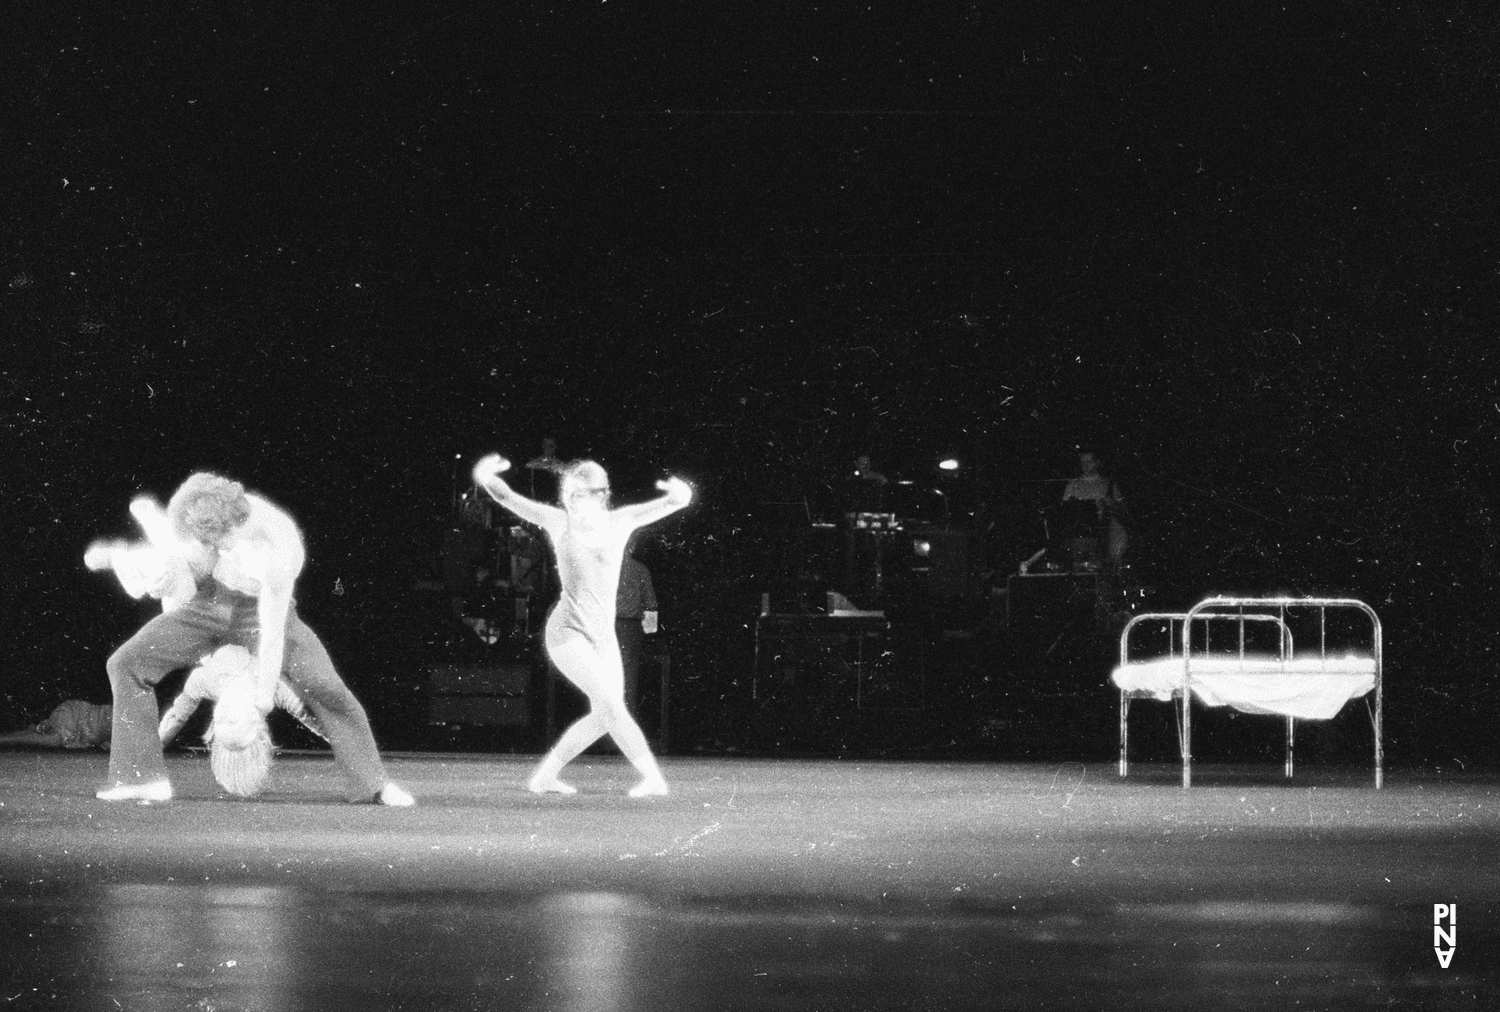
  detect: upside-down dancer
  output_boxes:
[87,473,414,805]
[158,644,329,797]
[472,452,692,797]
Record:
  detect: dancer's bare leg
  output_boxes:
[527,712,602,793]
[532,639,666,796]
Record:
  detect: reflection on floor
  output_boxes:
[2,751,1496,1009]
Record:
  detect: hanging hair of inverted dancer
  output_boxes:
[204,678,274,797]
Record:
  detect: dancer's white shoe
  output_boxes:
[377,783,416,807]
[96,780,173,803]
[527,772,578,795]
[628,776,668,799]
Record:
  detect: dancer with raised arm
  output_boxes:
[89,473,414,805]
[472,452,692,797]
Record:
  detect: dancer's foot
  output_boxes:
[527,773,577,795]
[376,783,415,807]
[628,775,668,798]
[96,780,172,803]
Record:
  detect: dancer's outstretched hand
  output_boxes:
[657,476,693,506]
[84,540,123,571]
[472,454,511,485]
[128,497,174,548]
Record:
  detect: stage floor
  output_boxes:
[2,750,1495,1009]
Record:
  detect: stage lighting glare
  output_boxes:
[938,458,960,471]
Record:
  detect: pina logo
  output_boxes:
[1433,904,1457,968]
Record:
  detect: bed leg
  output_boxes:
[1285,716,1295,778]
[1119,693,1129,777]
[1374,689,1384,790]
[1181,691,1192,788]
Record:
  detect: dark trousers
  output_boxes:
[615,618,645,714]
[104,579,389,800]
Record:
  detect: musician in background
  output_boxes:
[442,488,496,626]
[844,453,891,602]
[527,437,566,501]
[848,453,890,512]
[1061,450,1128,571]
[615,555,659,715]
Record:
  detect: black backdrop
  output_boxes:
[5,2,1496,765]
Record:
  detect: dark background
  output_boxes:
[5,2,1496,766]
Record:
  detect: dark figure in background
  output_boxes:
[0,700,112,749]
[442,488,498,627]
[843,453,893,603]
[526,437,566,501]
[615,555,660,715]
[1060,450,1129,572]
[848,453,890,512]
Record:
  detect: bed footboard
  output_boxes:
[1114,597,1382,788]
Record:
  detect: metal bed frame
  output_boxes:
[1115,596,1383,788]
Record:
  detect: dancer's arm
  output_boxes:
[85,541,197,610]
[129,497,178,551]
[129,498,199,608]
[251,547,298,715]
[85,497,199,607]
[84,540,153,597]
[614,477,693,531]
[472,454,562,529]
[223,503,305,714]
[159,673,208,745]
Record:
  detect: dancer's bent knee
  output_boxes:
[586,694,633,729]
[106,646,151,691]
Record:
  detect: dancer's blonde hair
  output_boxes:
[202,651,273,797]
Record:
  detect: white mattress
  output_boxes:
[1111,653,1377,720]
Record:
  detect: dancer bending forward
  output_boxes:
[89,473,414,806]
[473,452,691,797]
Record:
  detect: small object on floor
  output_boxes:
[96,780,173,803]
[527,774,578,795]
[629,776,669,798]
[377,783,415,807]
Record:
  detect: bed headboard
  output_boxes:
[1182,596,1381,671]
